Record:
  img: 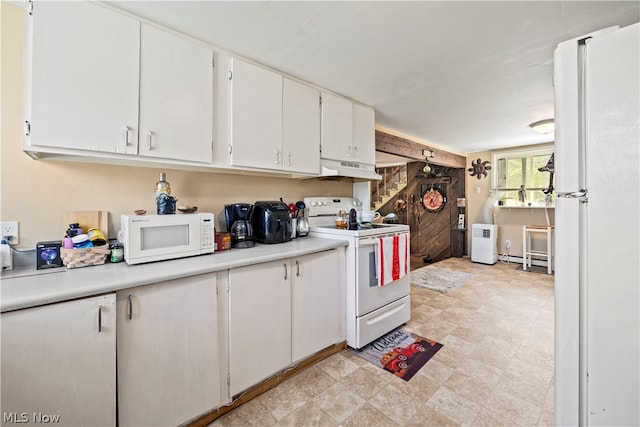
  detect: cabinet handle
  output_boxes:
[97,306,103,333]
[347,145,352,158]
[124,126,131,147]
[353,146,358,158]
[275,150,281,165]
[296,260,300,277]
[127,294,133,320]
[287,152,292,166]
[284,263,288,280]
[147,131,153,150]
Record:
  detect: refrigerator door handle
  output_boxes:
[557,189,588,203]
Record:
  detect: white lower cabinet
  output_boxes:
[228,260,292,396]
[116,274,220,426]
[291,250,342,362]
[0,247,343,426]
[228,249,344,396]
[1,294,116,426]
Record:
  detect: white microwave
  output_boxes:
[120,213,215,264]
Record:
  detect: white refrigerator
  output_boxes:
[554,23,639,426]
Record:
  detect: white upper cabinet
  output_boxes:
[138,24,213,163]
[27,3,213,163]
[229,59,321,174]
[282,78,321,174]
[320,92,353,162]
[321,92,376,166]
[25,1,371,175]
[352,103,376,166]
[229,58,283,169]
[27,1,140,155]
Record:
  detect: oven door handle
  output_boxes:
[357,238,380,248]
[357,233,409,248]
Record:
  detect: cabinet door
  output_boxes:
[230,58,283,169]
[292,250,342,362]
[139,24,213,163]
[117,274,220,426]
[321,92,353,162]
[282,78,320,174]
[27,2,139,155]
[353,103,376,165]
[1,295,116,426]
[228,261,291,396]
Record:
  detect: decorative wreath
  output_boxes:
[421,187,446,213]
[393,198,407,212]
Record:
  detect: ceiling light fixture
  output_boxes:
[529,119,555,134]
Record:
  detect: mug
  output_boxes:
[357,210,381,223]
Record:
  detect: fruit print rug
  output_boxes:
[352,328,443,381]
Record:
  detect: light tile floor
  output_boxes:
[211,257,555,426]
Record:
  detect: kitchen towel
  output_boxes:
[377,234,409,286]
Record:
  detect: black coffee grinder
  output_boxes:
[224,203,256,248]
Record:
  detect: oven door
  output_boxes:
[355,233,410,316]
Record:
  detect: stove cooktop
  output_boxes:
[310,223,409,238]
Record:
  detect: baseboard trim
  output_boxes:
[498,254,551,268]
[187,341,347,426]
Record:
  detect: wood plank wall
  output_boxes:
[375,130,467,264]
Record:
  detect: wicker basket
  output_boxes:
[61,247,111,269]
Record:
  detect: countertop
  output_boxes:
[0,237,346,313]
[495,205,555,209]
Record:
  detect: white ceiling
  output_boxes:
[110,1,639,155]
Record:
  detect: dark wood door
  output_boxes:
[380,162,466,265]
[409,178,451,262]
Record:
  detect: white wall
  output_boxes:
[466,145,554,258]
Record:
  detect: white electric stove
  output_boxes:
[304,197,411,349]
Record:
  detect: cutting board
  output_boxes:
[64,211,109,240]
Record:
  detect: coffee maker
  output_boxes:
[224,204,256,248]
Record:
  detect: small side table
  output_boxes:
[523,225,554,274]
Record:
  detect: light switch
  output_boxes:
[475,186,481,194]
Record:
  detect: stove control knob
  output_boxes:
[321,201,327,206]
[310,201,317,207]
[352,200,359,206]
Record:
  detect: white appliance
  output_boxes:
[120,213,215,264]
[470,224,497,265]
[554,23,639,426]
[319,159,382,180]
[304,197,410,349]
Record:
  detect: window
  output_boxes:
[492,145,554,206]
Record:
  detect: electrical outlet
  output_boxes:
[1,221,19,245]
[505,239,511,250]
